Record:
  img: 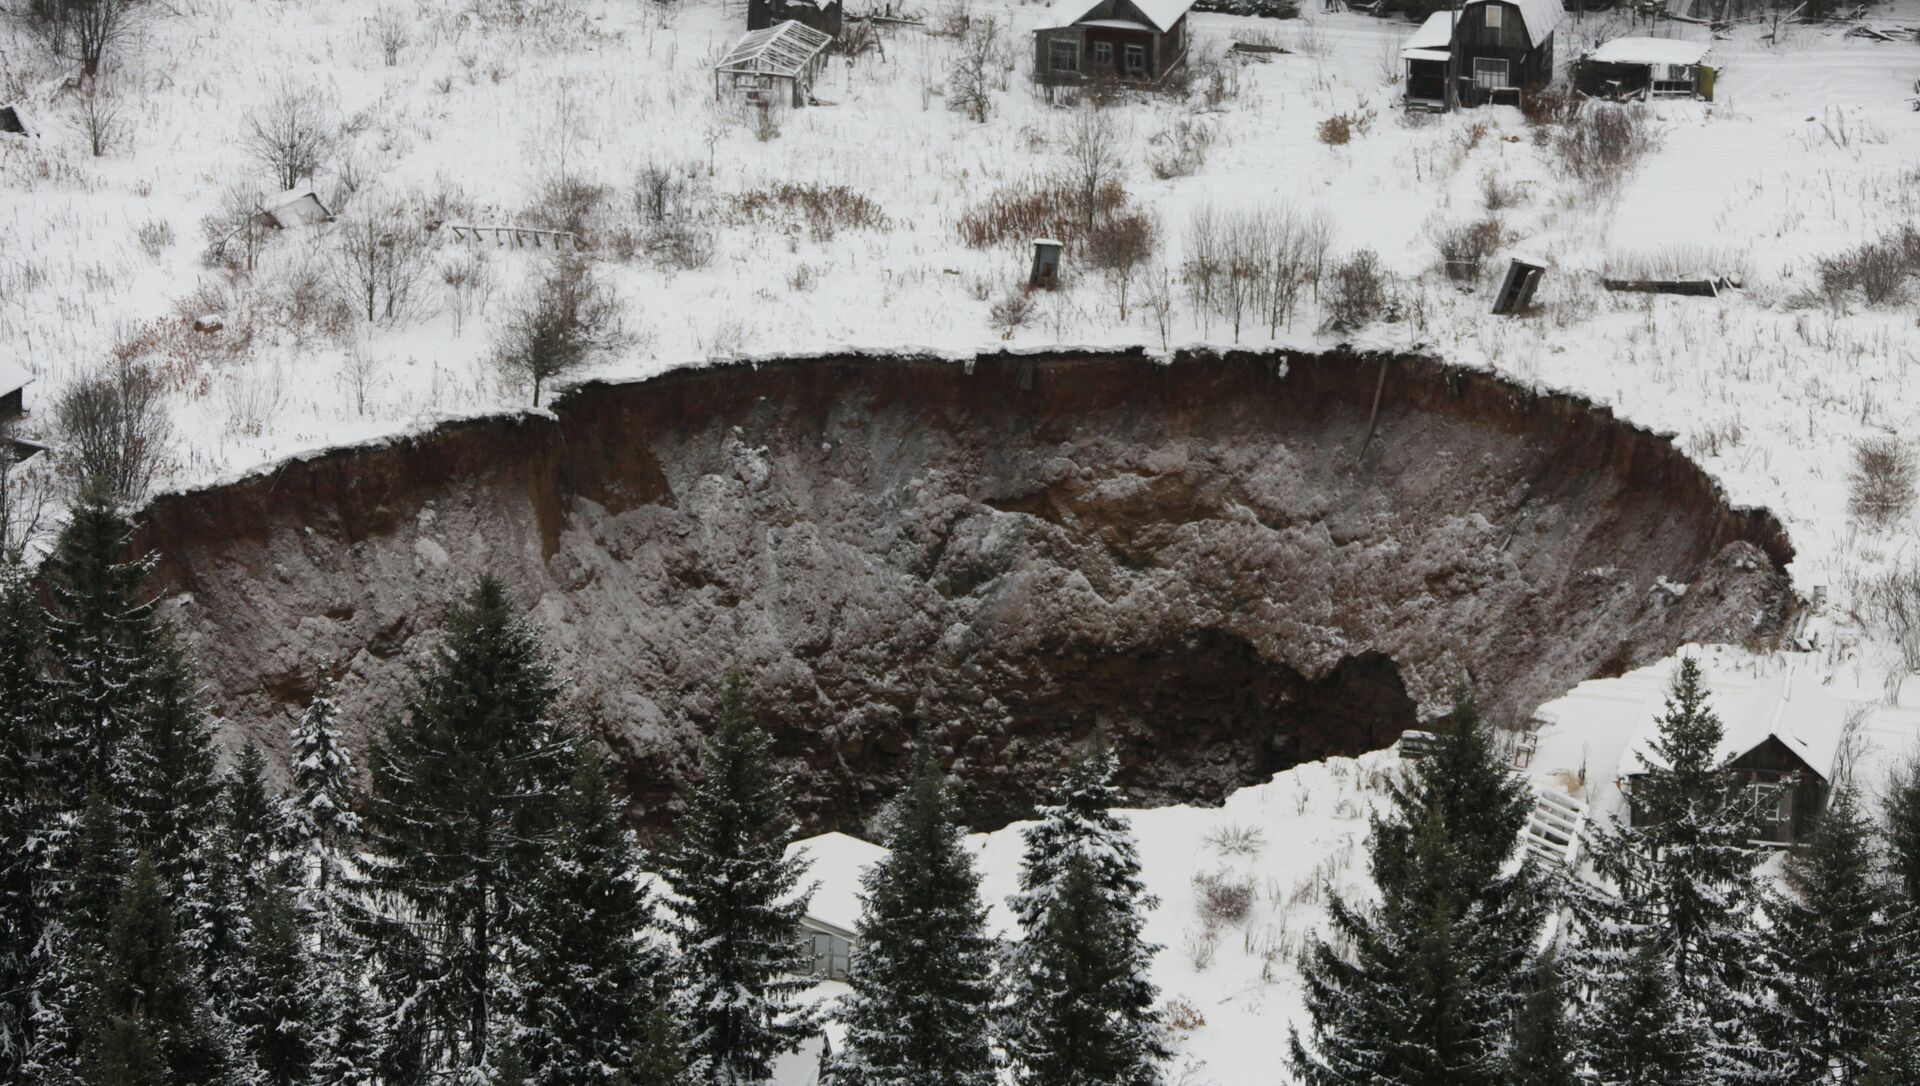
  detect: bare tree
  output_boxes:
[330,194,435,324]
[1061,105,1121,236]
[0,430,55,562]
[337,342,382,417]
[947,14,1001,123]
[1143,265,1175,351]
[21,0,142,77]
[199,180,270,271]
[71,82,122,157]
[492,256,623,406]
[1087,212,1157,321]
[243,80,338,191]
[370,5,410,66]
[54,361,173,506]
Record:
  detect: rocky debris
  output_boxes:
[137,350,1794,834]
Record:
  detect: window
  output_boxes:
[1472,57,1509,89]
[1049,39,1080,72]
[1483,4,1502,28]
[1124,43,1147,72]
[1094,41,1113,66]
[1752,782,1789,824]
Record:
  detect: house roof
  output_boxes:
[784,831,887,937]
[1621,664,1853,782]
[715,20,834,78]
[1465,0,1562,48]
[1589,36,1711,66]
[0,359,30,399]
[1401,10,1455,58]
[263,188,331,228]
[1042,0,1195,35]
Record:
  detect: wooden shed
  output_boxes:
[1620,666,1849,847]
[1574,36,1714,101]
[784,831,887,981]
[1402,0,1563,110]
[714,20,835,108]
[1033,0,1196,89]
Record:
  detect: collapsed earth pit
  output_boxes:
[137,351,1794,833]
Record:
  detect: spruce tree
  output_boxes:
[1289,696,1546,1086]
[1570,657,1769,1081]
[1584,941,1712,1086]
[1002,741,1166,1086]
[25,790,128,1080]
[511,749,670,1086]
[1507,955,1578,1086]
[618,1000,690,1086]
[359,575,575,1079]
[828,747,998,1086]
[658,675,816,1086]
[1887,756,1920,915]
[75,854,234,1086]
[1764,786,1905,1086]
[230,862,316,1086]
[0,560,51,1080]
[288,676,358,906]
[1862,1001,1920,1086]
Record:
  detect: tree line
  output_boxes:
[0,494,1168,1086]
[1291,663,1920,1086]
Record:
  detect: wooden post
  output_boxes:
[1356,358,1388,465]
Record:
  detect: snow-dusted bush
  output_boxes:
[1818,226,1920,308]
[1148,117,1215,180]
[53,361,173,504]
[1433,217,1508,284]
[1193,870,1256,926]
[1849,436,1916,529]
[1202,821,1266,857]
[989,286,1036,337]
[1861,564,1920,673]
[1323,249,1396,331]
[1550,102,1659,191]
[329,195,434,324]
[491,256,623,406]
[522,174,611,246]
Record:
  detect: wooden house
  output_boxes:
[1619,666,1849,847]
[1574,36,1714,100]
[784,831,887,981]
[1033,0,1196,89]
[747,0,843,39]
[1400,0,1563,110]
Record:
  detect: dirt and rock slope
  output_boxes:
[136,350,1793,831]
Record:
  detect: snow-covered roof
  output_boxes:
[785,831,887,937]
[1464,0,1561,48]
[262,188,330,228]
[0,359,29,398]
[1042,0,1195,35]
[1589,36,1711,66]
[715,20,834,79]
[1402,10,1456,57]
[1621,664,1852,782]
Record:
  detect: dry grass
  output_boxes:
[956,176,1125,250]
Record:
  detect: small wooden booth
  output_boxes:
[714,20,834,109]
[1575,37,1713,101]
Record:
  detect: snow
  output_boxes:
[1468,0,1562,48]
[784,830,887,936]
[1401,11,1455,57]
[0,358,28,397]
[1615,657,1856,782]
[1588,35,1713,66]
[1042,0,1198,33]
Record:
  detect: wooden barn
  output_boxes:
[1619,666,1848,847]
[747,0,842,39]
[1574,36,1714,100]
[1400,0,1563,110]
[1033,0,1196,89]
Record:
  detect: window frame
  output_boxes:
[1094,40,1114,66]
[1483,4,1503,28]
[1049,38,1081,73]
[1471,56,1510,89]
[1123,42,1148,72]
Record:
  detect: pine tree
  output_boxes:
[1289,696,1547,1086]
[1506,955,1577,1086]
[1584,941,1712,1086]
[1887,756,1920,915]
[1861,1001,1920,1086]
[1002,741,1167,1086]
[288,676,358,906]
[1570,657,1769,1081]
[25,790,128,1081]
[619,1000,691,1086]
[1763,786,1905,1086]
[75,854,235,1086]
[230,862,317,1086]
[358,575,575,1079]
[828,747,998,1086]
[511,749,670,1086]
[658,674,816,1086]
[0,560,52,1080]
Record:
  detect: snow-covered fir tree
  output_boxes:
[511,749,672,1086]
[1763,785,1906,1085]
[826,745,997,1086]
[1507,955,1578,1086]
[1584,941,1712,1086]
[228,861,316,1086]
[1887,755,1920,918]
[0,560,52,1080]
[1862,1001,1920,1086]
[288,676,359,902]
[1568,658,1772,1082]
[1289,695,1546,1086]
[1001,740,1167,1086]
[658,674,816,1086]
[358,575,577,1080]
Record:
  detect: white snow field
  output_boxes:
[4,0,1920,1081]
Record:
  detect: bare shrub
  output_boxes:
[1433,217,1508,284]
[523,174,610,246]
[330,195,434,324]
[439,249,495,336]
[948,14,1003,122]
[1148,117,1215,180]
[1518,87,1574,127]
[1185,203,1331,340]
[1087,211,1158,320]
[1143,266,1175,350]
[1850,437,1916,528]
[1182,922,1219,971]
[956,177,1124,250]
[1551,102,1659,190]
[1165,996,1206,1032]
[244,81,339,191]
[634,159,694,224]
[1061,106,1123,236]
[1480,171,1525,211]
[1193,870,1256,926]
[21,0,141,76]
[1316,108,1375,146]
[135,217,174,261]
[1817,227,1920,308]
[1203,821,1266,857]
[492,256,623,406]
[990,286,1036,337]
[729,183,890,243]
[1325,249,1395,331]
[370,5,411,66]
[54,362,173,504]
[1860,564,1920,673]
[199,181,271,272]
[337,344,382,417]
[1,432,56,562]
[71,83,122,157]
[650,222,717,271]
[930,0,974,38]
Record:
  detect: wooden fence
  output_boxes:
[441,223,580,250]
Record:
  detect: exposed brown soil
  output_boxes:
[136,350,1795,833]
